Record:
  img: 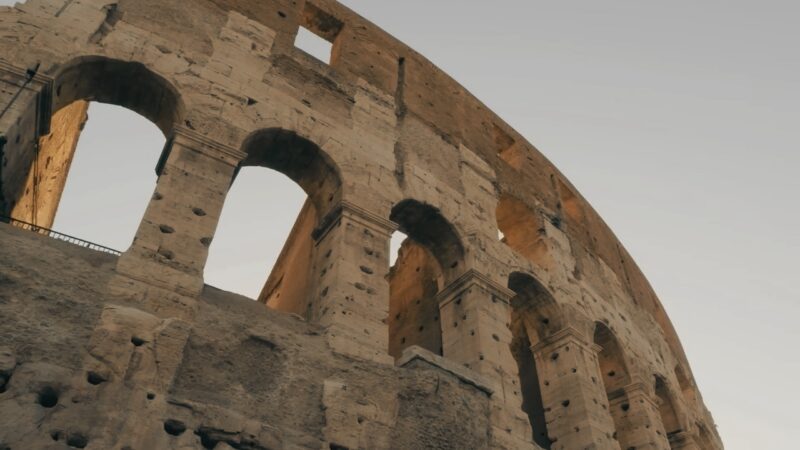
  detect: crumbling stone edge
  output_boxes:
[397,345,494,396]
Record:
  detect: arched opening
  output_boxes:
[202,167,308,302]
[205,128,341,314]
[593,321,631,446]
[387,199,464,360]
[655,374,683,446]
[594,322,630,394]
[3,57,180,250]
[508,272,562,449]
[496,194,553,269]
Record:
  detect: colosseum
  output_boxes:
[0,1,723,449]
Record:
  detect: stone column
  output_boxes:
[116,126,244,297]
[437,270,536,450]
[531,327,621,450]
[610,381,671,450]
[309,201,397,364]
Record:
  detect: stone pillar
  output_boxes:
[310,201,397,364]
[531,328,621,450]
[610,381,671,450]
[116,126,244,296]
[437,270,536,450]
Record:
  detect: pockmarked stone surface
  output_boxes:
[0,1,722,449]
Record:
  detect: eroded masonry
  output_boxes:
[0,1,723,449]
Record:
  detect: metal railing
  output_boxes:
[1,215,121,256]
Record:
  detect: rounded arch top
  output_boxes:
[593,321,632,392]
[508,271,563,345]
[241,127,342,217]
[50,56,184,135]
[390,199,465,278]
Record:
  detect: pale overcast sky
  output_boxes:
[3,1,797,448]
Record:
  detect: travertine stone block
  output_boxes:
[310,201,397,364]
[117,126,244,296]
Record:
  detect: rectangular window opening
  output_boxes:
[294,3,343,65]
[295,26,334,64]
[493,123,525,170]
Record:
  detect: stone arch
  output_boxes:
[50,56,183,135]
[508,271,563,449]
[496,194,553,269]
[593,321,632,447]
[209,127,343,313]
[240,127,342,217]
[6,55,182,232]
[387,199,465,359]
[593,322,631,394]
[654,374,683,445]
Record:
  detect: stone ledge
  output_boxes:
[397,345,494,396]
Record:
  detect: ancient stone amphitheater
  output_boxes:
[0,1,722,449]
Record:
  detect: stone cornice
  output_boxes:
[607,380,659,405]
[171,126,246,167]
[312,200,398,242]
[436,269,516,309]
[530,326,601,354]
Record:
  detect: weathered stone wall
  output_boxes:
[0,0,722,448]
[10,100,88,227]
[0,224,493,449]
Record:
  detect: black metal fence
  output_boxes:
[0,215,121,256]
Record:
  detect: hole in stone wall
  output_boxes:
[130,336,145,347]
[66,433,88,448]
[295,27,334,64]
[86,371,106,385]
[164,419,187,436]
[37,386,59,408]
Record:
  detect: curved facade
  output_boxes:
[0,1,721,449]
